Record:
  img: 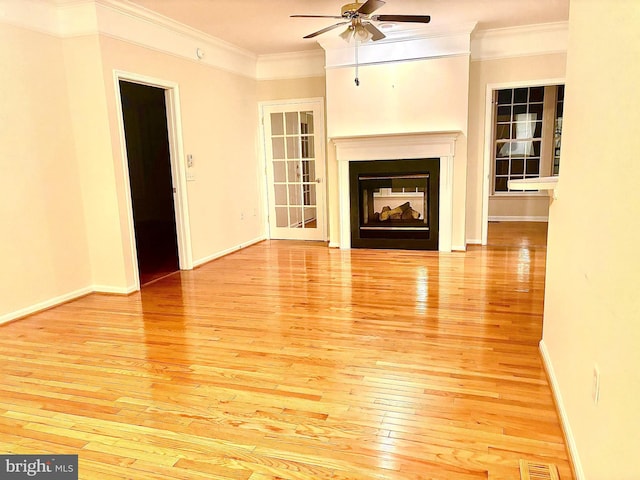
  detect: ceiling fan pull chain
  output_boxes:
[354,40,360,86]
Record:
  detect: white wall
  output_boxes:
[542,1,640,478]
[326,56,470,139]
[0,24,92,322]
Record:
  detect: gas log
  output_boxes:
[378,202,420,221]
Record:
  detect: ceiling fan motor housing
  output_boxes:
[341,2,363,16]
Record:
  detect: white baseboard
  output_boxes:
[92,285,137,295]
[193,235,266,268]
[539,340,584,480]
[1,237,269,326]
[328,241,341,249]
[0,286,93,325]
[466,238,482,245]
[488,216,549,222]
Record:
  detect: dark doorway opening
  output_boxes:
[349,158,440,250]
[119,81,179,286]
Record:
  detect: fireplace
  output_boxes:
[349,158,439,250]
[333,131,460,252]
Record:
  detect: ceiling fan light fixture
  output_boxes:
[339,25,355,42]
[340,24,373,43]
[354,24,373,42]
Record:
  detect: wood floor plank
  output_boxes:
[0,228,574,479]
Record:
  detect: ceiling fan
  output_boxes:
[291,0,431,43]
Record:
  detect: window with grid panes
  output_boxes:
[494,87,544,192]
[492,85,565,193]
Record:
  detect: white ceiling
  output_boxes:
[126,0,570,56]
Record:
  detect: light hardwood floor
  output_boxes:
[0,239,572,479]
[487,222,548,248]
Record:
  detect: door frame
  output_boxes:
[258,97,327,241]
[114,70,193,290]
[481,77,565,245]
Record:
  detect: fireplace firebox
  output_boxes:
[349,158,439,250]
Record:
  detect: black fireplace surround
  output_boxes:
[349,158,440,250]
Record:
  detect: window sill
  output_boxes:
[508,176,558,191]
[491,192,548,198]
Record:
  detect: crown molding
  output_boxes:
[56,0,98,36]
[471,22,569,61]
[319,23,476,69]
[2,2,569,77]
[94,0,257,78]
[256,50,326,80]
[2,0,257,78]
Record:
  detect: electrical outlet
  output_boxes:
[240,211,244,220]
[592,365,600,404]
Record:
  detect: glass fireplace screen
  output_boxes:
[359,173,430,236]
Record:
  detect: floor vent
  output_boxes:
[519,460,560,480]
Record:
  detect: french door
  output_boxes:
[262,99,326,241]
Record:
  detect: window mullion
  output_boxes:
[540,85,557,177]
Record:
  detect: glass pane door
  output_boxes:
[263,101,326,241]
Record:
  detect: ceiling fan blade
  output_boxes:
[370,14,431,23]
[291,15,345,19]
[303,21,350,39]
[363,22,386,41]
[357,0,386,15]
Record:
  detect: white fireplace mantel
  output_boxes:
[332,131,461,252]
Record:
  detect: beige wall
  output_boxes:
[2,18,266,315]
[467,53,566,238]
[488,195,550,220]
[63,35,129,290]
[0,24,91,319]
[326,56,470,249]
[542,0,640,478]
[96,36,263,284]
[257,76,325,102]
